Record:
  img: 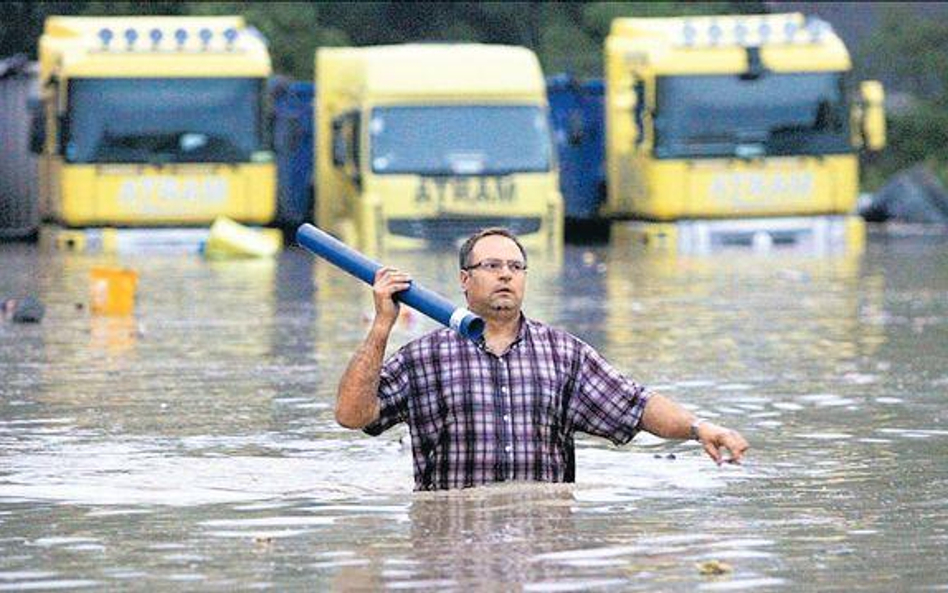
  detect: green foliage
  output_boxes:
[859,5,948,105]
[0,0,766,78]
[79,2,186,16]
[0,1,80,57]
[540,7,600,76]
[861,108,948,191]
[856,5,948,189]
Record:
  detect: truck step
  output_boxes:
[615,215,865,255]
[40,225,280,255]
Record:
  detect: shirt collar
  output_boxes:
[474,313,529,353]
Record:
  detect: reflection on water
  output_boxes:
[1,234,947,590]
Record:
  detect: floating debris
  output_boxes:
[1,296,45,323]
[696,560,733,576]
[203,217,281,259]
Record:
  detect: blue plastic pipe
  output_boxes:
[296,224,485,341]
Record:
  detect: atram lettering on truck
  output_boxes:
[414,177,518,209]
[117,176,229,214]
[707,171,815,207]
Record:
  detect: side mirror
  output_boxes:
[330,113,361,187]
[859,80,886,152]
[57,114,68,157]
[612,78,647,150]
[28,97,45,154]
[331,118,348,167]
[632,79,646,147]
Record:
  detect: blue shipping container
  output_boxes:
[546,75,605,222]
[271,80,315,229]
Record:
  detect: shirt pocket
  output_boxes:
[530,374,567,434]
[440,378,495,422]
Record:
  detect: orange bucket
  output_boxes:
[90,267,138,316]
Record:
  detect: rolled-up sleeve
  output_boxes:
[568,342,653,445]
[363,347,412,436]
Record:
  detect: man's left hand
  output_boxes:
[696,423,749,465]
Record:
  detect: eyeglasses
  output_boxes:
[463,259,528,274]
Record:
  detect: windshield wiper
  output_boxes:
[97,131,249,163]
[734,143,765,159]
[765,124,816,154]
[768,123,814,138]
[670,130,766,159]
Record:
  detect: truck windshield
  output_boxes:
[654,72,850,159]
[66,78,265,164]
[369,106,552,175]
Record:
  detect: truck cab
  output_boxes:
[604,13,885,222]
[34,16,276,227]
[315,44,563,254]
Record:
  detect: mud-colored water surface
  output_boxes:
[1,231,946,590]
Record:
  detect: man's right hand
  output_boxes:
[337,268,409,430]
[372,267,412,330]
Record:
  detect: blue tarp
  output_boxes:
[546,75,605,221]
[271,80,315,229]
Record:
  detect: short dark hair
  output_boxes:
[458,227,528,269]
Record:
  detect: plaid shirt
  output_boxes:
[364,316,653,491]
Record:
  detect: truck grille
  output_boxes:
[387,217,542,244]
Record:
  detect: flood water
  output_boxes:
[1,228,947,591]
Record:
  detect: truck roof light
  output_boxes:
[223,27,238,48]
[708,22,723,45]
[806,19,827,43]
[682,21,697,47]
[734,22,748,45]
[666,14,817,48]
[174,28,187,48]
[149,28,162,48]
[124,28,138,49]
[783,21,799,41]
[758,22,771,43]
[199,28,213,49]
[98,28,113,49]
[783,20,798,42]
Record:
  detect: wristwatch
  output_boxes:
[690,418,708,441]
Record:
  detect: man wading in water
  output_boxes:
[336,227,749,491]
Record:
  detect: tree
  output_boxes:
[857,5,948,187]
[0,2,83,58]
[1,1,767,79]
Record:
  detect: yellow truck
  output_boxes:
[32,16,275,227]
[604,13,885,250]
[315,44,563,253]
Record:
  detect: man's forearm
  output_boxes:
[335,322,391,428]
[639,393,697,440]
[640,392,750,464]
